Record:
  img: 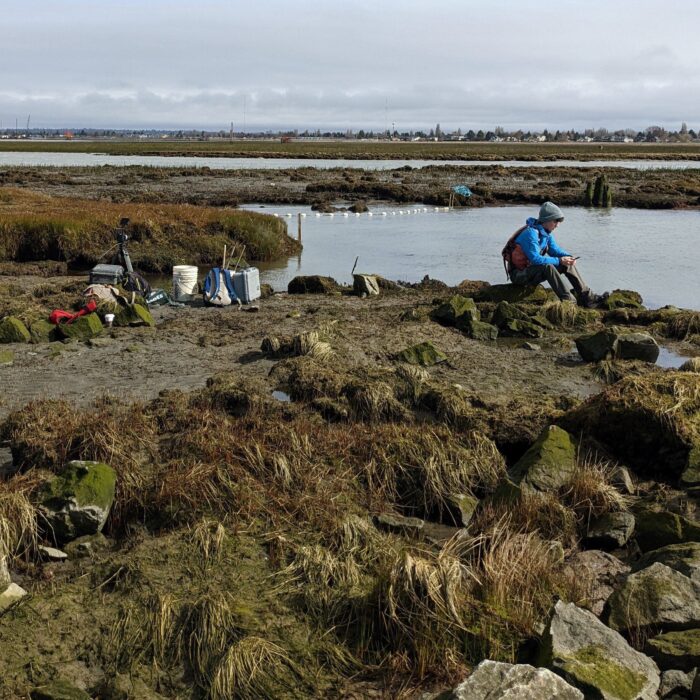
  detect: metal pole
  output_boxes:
[297,213,302,243]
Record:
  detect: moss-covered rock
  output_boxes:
[431,295,479,327]
[509,425,576,492]
[605,562,700,634]
[584,512,635,550]
[30,680,91,700]
[395,341,447,367]
[461,318,499,340]
[39,460,117,544]
[287,275,340,295]
[114,303,155,328]
[29,319,59,343]
[575,329,618,362]
[540,600,660,700]
[55,313,103,341]
[475,283,552,304]
[0,316,30,343]
[560,374,700,482]
[615,333,659,363]
[633,509,700,552]
[601,290,645,311]
[0,349,13,365]
[445,493,479,527]
[645,628,700,671]
[632,542,700,582]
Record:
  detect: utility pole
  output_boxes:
[242,96,246,136]
[230,121,234,141]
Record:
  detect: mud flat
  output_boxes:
[0,268,699,698]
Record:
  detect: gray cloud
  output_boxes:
[2,0,698,130]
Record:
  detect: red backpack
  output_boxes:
[501,225,528,279]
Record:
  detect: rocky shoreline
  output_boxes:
[0,270,699,698]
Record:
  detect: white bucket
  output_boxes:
[172,265,199,302]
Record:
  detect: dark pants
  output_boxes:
[511,263,589,302]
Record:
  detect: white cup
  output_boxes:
[104,313,115,327]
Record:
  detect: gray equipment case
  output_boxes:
[233,267,261,304]
[89,264,125,286]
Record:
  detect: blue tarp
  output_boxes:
[452,185,472,197]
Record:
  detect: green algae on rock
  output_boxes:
[0,349,13,365]
[29,319,58,343]
[114,303,155,328]
[39,460,117,543]
[509,425,576,492]
[431,295,479,327]
[395,341,447,367]
[475,283,552,304]
[632,542,700,582]
[633,509,700,552]
[0,316,30,343]
[601,290,645,311]
[55,313,103,341]
[645,628,700,672]
[460,318,499,340]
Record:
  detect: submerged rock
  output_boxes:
[540,600,660,700]
[287,275,340,294]
[0,316,30,343]
[395,341,447,367]
[509,425,576,492]
[645,629,700,672]
[606,562,700,634]
[39,460,117,544]
[449,660,583,699]
[584,512,636,550]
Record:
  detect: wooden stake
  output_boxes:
[297,213,302,243]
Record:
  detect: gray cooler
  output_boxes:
[89,264,124,286]
[233,267,261,304]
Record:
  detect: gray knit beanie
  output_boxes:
[538,201,564,223]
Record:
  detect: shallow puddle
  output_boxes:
[271,390,291,402]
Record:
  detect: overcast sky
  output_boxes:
[1,0,697,131]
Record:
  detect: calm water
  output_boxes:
[0,151,699,171]
[246,204,698,310]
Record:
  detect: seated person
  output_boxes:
[508,202,600,307]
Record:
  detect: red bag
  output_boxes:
[49,300,98,325]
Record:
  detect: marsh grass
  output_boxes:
[542,300,594,328]
[666,311,700,340]
[0,474,40,560]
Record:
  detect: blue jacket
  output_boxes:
[515,217,570,266]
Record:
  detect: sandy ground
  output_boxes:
[0,276,604,423]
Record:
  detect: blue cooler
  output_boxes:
[233,267,261,304]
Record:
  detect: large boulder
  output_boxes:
[0,316,30,343]
[562,550,630,617]
[395,341,447,367]
[287,275,340,294]
[583,512,635,550]
[560,374,700,484]
[39,460,117,544]
[615,333,659,363]
[509,425,577,492]
[461,318,499,340]
[56,313,103,341]
[475,283,552,304]
[449,660,583,699]
[30,319,59,343]
[645,629,700,672]
[540,600,660,700]
[606,563,700,634]
[633,509,700,552]
[575,329,618,362]
[431,295,479,327]
[492,302,545,338]
[632,542,700,582]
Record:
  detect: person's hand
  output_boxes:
[561,256,576,266]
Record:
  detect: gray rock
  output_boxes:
[615,332,660,363]
[584,512,636,550]
[540,600,660,700]
[39,460,116,544]
[0,555,10,590]
[606,563,700,634]
[522,342,541,351]
[0,582,27,612]
[659,669,696,698]
[445,493,479,527]
[575,329,618,362]
[38,545,68,562]
[633,510,700,552]
[645,629,700,672]
[562,550,630,617]
[611,466,636,495]
[632,542,700,583]
[64,533,110,559]
[353,274,380,297]
[509,425,576,492]
[374,513,424,536]
[449,660,583,699]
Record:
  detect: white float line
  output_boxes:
[279,207,451,219]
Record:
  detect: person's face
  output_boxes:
[542,219,562,232]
